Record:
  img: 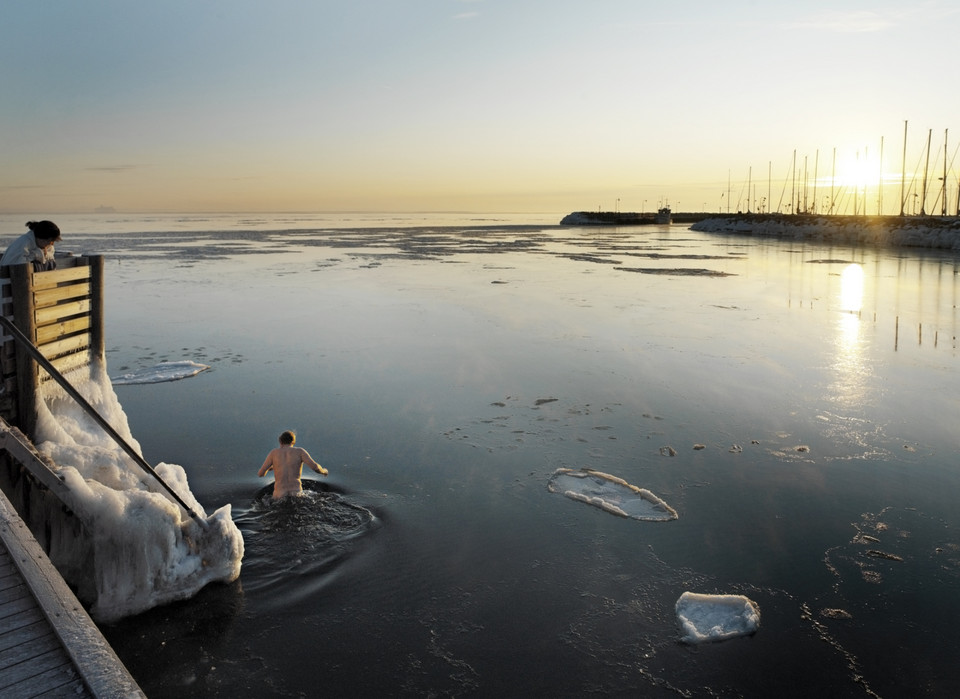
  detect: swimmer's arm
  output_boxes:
[258,453,275,477]
[300,448,328,476]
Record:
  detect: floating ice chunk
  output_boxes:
[111,360,210,385]
[675,592,761,644]
[547,468,677,521]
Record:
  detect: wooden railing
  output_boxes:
[0,256,104,438]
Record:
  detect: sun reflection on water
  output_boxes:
[840,263,864,313]
[831,264,869,411]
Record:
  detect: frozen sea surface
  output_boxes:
[18,213,960,697]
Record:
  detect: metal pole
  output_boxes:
[0,315,207,528]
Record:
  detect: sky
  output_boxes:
[3,0,960,216]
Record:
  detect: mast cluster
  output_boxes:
[732,121,958,217]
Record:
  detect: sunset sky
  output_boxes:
[3,1,959,215]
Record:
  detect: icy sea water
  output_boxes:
[29,214,960,696]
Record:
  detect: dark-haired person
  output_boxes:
[0,220,61,271]
[258,430,328,498]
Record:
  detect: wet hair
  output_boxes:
[279,430,296,445]
[27,220,60,242]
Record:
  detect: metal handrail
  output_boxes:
[0,315,207,529]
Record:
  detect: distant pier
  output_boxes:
[561,211,960,250]
[691,213,960,250]
[560,211,713,226]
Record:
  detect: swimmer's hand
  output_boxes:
[316,465,329,476]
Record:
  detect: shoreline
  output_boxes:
[691,213,960,250]
[561,211,960,251]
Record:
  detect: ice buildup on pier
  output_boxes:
[547,468,678,521]
[675,591,761,644]
[34,360,243,622]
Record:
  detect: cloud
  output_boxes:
[789,3,960,33]
[453,0,480,20]
[790,10,896,33]
[85,165,139,173]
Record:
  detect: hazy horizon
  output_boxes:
[4,1,960,216]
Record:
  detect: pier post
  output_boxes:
[9,264,38,438]
[88,255,105,363]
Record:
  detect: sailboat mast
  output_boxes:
[812,150,819,214]
[768,160,772,214]
[921,128,932,216]
[854,151,859,215]
[863,146,868,216]
[943,129,948,216]
[802,156,808,214]
[878,136,884,215]
[791,150,796,214]
[900,120,908,216]
[831,147,836,215]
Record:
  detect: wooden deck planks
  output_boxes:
[0,486,144,698]
[0,532,89,698]
[0,646,83,697]
[0,618,50,654]
[0,604,84,697]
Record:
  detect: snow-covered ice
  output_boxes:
[548,468,678,521]
[675,591,761,644]
[110,360,210,385]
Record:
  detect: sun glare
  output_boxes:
[811,147,898,214]
[832,151,875,190]
[840,263,864,313]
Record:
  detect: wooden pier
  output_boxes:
[0,484,143,697]
[0,256,144,697]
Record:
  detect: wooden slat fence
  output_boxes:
[0,256,104,440]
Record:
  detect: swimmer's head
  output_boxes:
[279,430,296,445]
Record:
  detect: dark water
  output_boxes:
[63,219,960,696]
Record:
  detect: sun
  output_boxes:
[830,150,876,191]
[813,147,899,214]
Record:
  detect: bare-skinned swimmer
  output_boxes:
[258,430,328,498]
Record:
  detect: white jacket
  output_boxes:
[0,232,55,269]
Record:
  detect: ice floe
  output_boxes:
[111,360,210,385]
[547,468,677,521]
[675,592,761,644]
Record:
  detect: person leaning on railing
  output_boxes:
[0,220,61,271]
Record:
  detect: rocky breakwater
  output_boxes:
[691,214,960,251]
